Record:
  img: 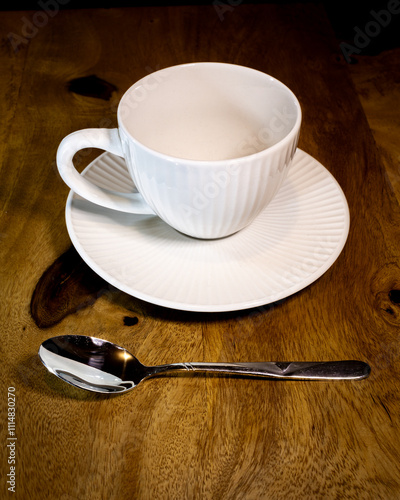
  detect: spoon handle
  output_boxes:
[150,361,370,380]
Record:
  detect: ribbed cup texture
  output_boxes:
[121,128,299,239]
[66,149,349,312]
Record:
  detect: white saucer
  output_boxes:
[65,149,349,312]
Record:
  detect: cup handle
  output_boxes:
[56,128,155,214]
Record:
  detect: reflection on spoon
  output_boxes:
[39,335,371,394]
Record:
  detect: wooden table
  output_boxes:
[1,3,400,499]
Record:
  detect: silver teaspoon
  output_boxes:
[38,335,371,394]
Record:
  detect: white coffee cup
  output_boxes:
[57,62,301,239]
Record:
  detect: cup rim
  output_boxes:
[117,62,302,165]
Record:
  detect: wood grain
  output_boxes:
[30,245,107,328]
[1,4,400,499]
[348,48,400,206]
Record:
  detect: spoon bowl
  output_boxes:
[39,335,371,394]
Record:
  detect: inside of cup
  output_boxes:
[119,63,300,161]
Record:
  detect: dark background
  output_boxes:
[2,0,400,55]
